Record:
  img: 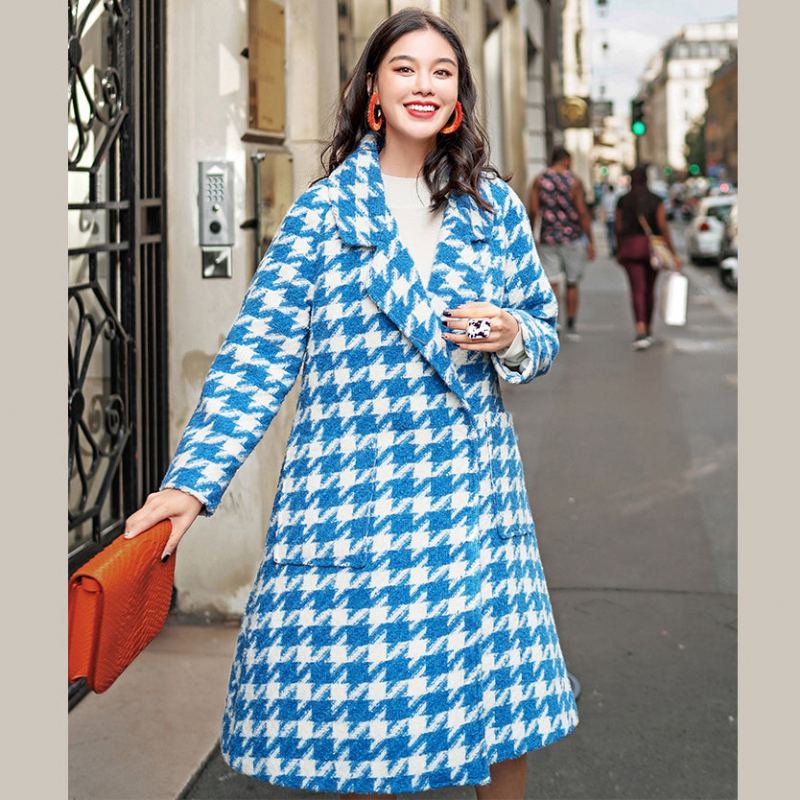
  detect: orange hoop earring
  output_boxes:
[367,92,383,132]
[440,101,463,134]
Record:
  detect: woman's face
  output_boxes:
[369,28,460,143]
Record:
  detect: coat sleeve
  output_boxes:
[489,182,560,384]
[158,186,326,516]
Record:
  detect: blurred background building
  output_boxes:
[634,18,737,176]
[705,51,738,182]
[591,114,635,185]
[551,0,594,193]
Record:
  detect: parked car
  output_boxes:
[708,180,737,197]
[686,195,737,264]
[665,182,687,221]
[719,255,738,291]
[719,201,738,291]
[720,201,738,258]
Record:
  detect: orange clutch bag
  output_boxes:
[68,519,176,693]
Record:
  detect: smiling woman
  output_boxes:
[123,7,578,800]
[366,31,461,176]
[319,7,509,214]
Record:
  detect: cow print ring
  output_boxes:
[466,317,492,340]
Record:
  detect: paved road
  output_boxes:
[183,223,737,800]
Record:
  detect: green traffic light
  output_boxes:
[631,120,646,136]
[689,163,701,175]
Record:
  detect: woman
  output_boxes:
[123,8,578,799]
[616,166,682,350]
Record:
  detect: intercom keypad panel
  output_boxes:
[198,161,235,247]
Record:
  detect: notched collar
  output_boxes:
[324,134,496,416]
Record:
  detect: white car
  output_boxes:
[686,195,737,264]
[720,255,738,291]
[719,202,738,291]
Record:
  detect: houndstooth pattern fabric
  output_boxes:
[160,133,579,794]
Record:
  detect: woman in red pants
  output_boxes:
[615,167,681,349]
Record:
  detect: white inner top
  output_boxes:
[381,173,443,289]
[381,171,528,367]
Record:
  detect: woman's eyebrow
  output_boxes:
[388,54,457,67]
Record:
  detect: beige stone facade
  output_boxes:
[636,19,737,173]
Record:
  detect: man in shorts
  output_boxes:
[529,146,596,340]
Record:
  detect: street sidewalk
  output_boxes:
[68,619,240,800]
[69,226,737,800]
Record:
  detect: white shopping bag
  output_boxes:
[659,271,689,326]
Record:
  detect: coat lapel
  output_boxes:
[328,134,492,412]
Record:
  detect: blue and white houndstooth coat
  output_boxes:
[160,133,579,794]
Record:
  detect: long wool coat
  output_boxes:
[160,133,579,795]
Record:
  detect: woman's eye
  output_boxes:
[395,66,453,77]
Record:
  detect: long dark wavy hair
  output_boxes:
[311,7,509,214]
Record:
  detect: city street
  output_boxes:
[182,222,737,800]
[60,1,741,797]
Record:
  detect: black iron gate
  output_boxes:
[68,0,168,707]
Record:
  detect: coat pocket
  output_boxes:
[269,435,378,568]
[489,418,537,539]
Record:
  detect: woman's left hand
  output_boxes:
[441,302,520,351]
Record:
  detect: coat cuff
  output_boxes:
[495,326,527,366]
[490,310,537,383]
[158,478,216,517]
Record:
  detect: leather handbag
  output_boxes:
[638,214,677,271]
[68,519,176,693]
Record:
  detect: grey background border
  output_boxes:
[4,2,68,797]
[738,0,799,797]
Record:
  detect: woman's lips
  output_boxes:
[404,103,439,119]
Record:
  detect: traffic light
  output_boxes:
[688,163,701,176]
[631,99,647,137]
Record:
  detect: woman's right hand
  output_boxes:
[123,488,204,562]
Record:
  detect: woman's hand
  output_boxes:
[441,301,521,351]
[123,488,204,562]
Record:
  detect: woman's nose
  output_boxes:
[413,74,433,94]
